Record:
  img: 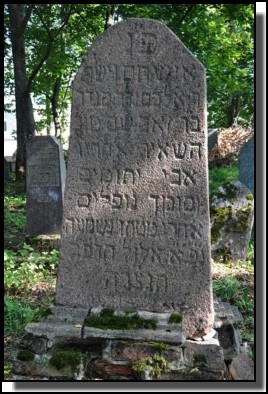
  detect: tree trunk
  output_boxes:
[104,6,115,30]
[51,80,61,137]
[227,92,241,127]
[8,4,35,181]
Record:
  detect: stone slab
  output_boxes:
[208,129,218,152]
[229,353,254,380]
[55,17,214,339]
[26,136,66,235]
[239,137,254,193]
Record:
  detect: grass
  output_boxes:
[209,164,239,194]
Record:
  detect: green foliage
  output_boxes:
[209,165,239,194]
[4,245,59,293]
[85,308,157,330]
[132,355,169,379]
[168,312,183,324]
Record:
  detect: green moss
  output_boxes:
[168,312,183,324]
[132,355,169,379]
[193,354,207,366]
[49,350,83,372]
[150,342,169,351]
[210,206,232,243]
[84,309,157,330]
[246,194,254,201]
[230,206,252,233]
[224,183,237,202]
[17,349,35,361]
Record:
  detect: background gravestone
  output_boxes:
[26,136,66,235]
[56,18,214,338]
[4,158,10,181]
[239,137,254,193]
[210,181,254,262]
[208,129,218,152]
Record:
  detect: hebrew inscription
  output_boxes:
[56,19,213,338]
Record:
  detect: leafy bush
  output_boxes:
[4,244,59,293]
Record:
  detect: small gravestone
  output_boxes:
[210,181,254,262]
[26,136,66,235]
[55,18,214,338]
[4,158,10,181]
[208,129,218,152]
[239,137,254,193]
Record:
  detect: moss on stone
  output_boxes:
[193,354,207,366]
[132,355,169,379]
[84,308,157,330]
[210,206,232,243]
[150,342,169,351]
[223,182,237,202]
[246,194,254,201]
[17,349,35,361]
[49,349,83,372]
[168,312,183,324]
[229,205,252,233]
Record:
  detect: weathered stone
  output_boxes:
[25,321,83,341]
[55,18,214,339]
[4,158,10,181]
[184,339,226,373]
[83,326,185,345]
[20,333,48,354]
[208,129,218,152]
[210,181,254,261]
[88,358,135,380]
[161,367,224,381]
[26,136,66,235]
[215,323,241,361]
[108,340,164,363]
[239,137,254,193]
[229,353,254,380]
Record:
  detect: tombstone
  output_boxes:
[55,19,214,338]
[4,158,10,181]
[210,181,254,262]
[26,136,66,235]
[239,137,254,193]
[208,129,218,152]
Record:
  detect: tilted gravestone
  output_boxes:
[26,136,66,235]
[210,181,254,262]
[4,158,10,181]
[55,19,214,338]
[239,137,254,193]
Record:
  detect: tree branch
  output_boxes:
[19,4,34,35]
[27,5,74,94]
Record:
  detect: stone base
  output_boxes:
[12,298,254,381]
